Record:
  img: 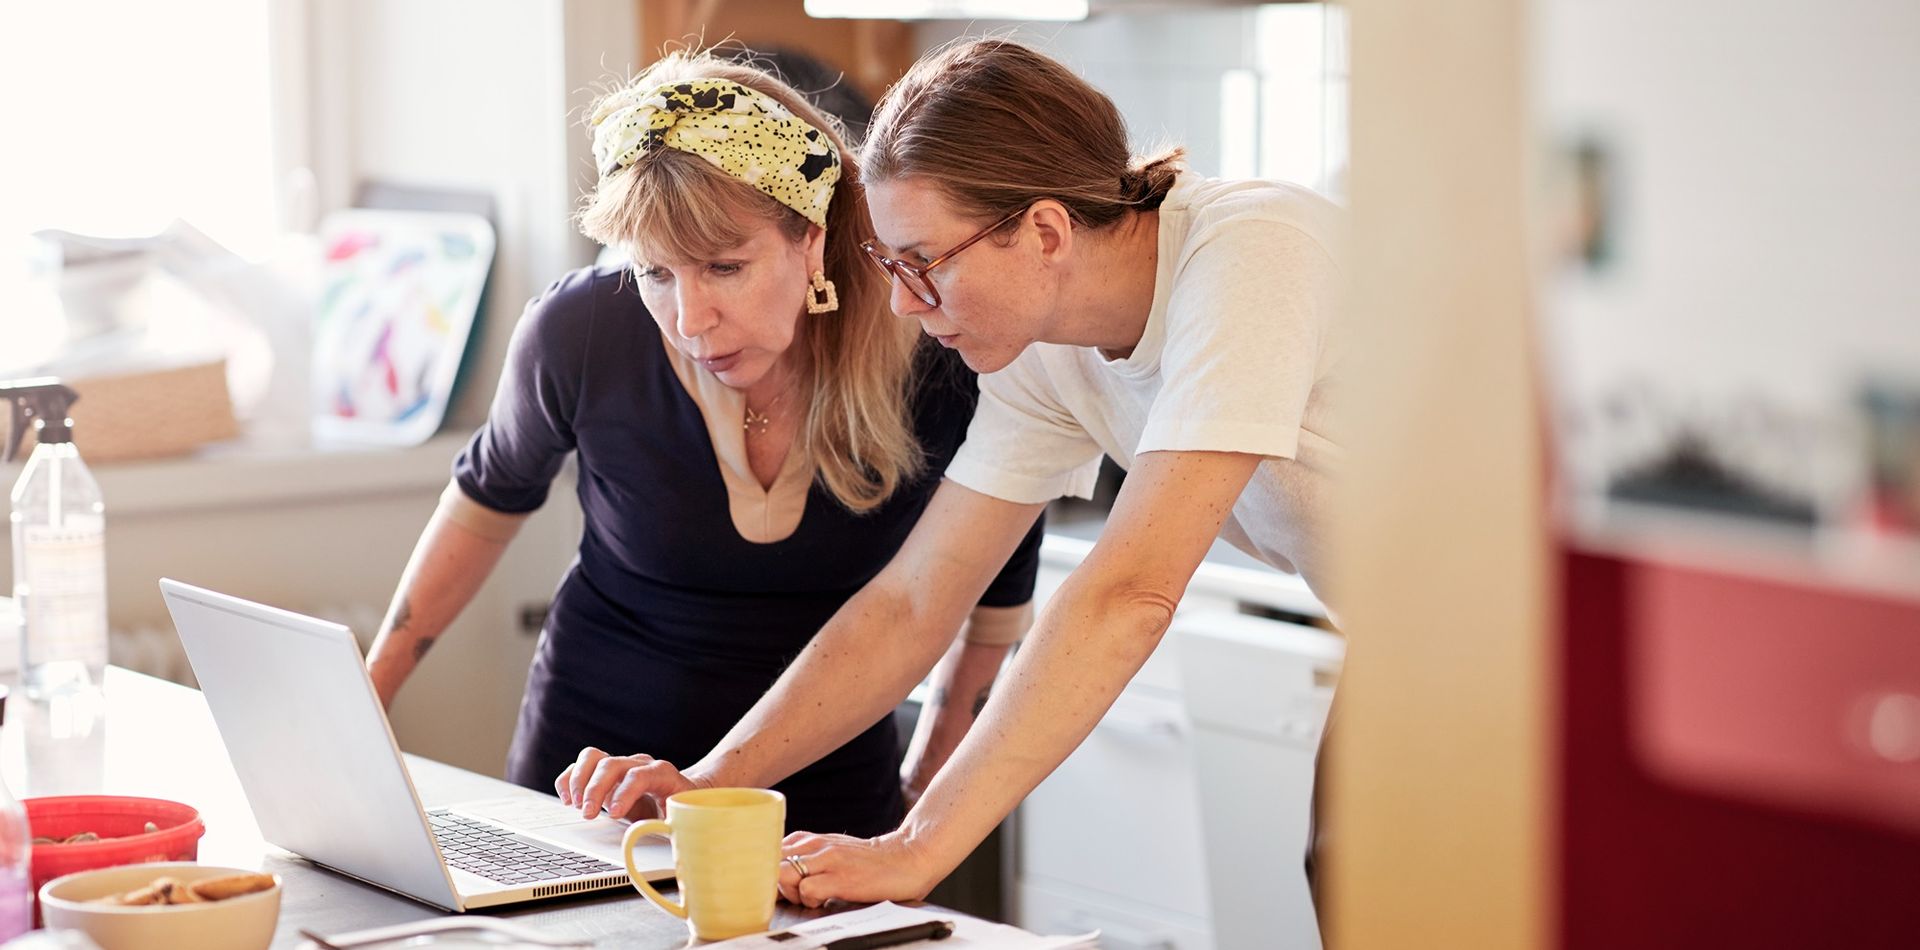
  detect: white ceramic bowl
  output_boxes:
[39,862,281,950]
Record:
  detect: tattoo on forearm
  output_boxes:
[392,596,432,661]
[971,686,991,718]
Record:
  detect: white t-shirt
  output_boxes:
[945,173,1346,599]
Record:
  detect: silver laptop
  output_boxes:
[160,578,673,911]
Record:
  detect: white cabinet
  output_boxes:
[1018,660,1212,918]
[1013,535,1336,950]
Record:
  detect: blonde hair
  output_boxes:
[865,38,1185,234]
[578,51,923,513]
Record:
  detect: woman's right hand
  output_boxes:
[555,747,706,820]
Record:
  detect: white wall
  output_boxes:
[1534,0,1920,415]
[1532,0,1920,533]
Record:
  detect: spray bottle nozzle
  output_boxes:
[0,378,80,464]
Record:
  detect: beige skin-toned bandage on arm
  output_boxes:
[437,479,531,543]
[963,602,1034,647]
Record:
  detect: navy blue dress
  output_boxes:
[454,264,1042,837]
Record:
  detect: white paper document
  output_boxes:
[709,902,1098,950]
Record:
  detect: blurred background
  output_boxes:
[1,1,1916,948]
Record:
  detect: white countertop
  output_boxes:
[1042,502,1326,620]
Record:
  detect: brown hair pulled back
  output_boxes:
[864,38,1185,233]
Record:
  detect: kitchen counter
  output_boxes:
[2,668,850,948]
[1043,501,1327,621]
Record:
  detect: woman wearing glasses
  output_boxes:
[566,36,1346,907]
[364,50,1043,839]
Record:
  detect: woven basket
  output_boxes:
[16,360,241,464]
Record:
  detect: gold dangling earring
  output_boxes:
[806,270,839,314]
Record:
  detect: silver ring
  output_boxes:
[784,854,811,879]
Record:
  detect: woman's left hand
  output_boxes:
[776,830,941,908]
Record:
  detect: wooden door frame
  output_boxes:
[1328,1,1551,947]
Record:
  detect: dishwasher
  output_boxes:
[1174,610,1343,950]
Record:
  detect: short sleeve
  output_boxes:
[452,272,595,513]
[944,350,1105,504]
[1140,219,1338,460]
[976,507,1045,608]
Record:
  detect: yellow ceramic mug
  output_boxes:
[623,788,785,941]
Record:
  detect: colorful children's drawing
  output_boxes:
[312,210,493,446]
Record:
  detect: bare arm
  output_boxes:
[899,603,1031,806]
[780,450,1261,903]
[366,482,526,707]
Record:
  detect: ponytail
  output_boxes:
[1119,148,1186,211]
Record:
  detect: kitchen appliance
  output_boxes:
[1175,611,1342,950]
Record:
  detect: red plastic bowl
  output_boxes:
[24,796,206,900]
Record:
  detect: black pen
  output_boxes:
[820,919,955,950]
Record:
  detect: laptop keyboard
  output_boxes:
[428,811,623,886]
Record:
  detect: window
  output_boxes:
[0,0,293,375]
[1222,4,1350,197]
[0,0,284,256]
[914,4,1348,197]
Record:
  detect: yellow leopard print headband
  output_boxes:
[591,79,842,230]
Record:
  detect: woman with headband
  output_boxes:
[363,50,1043,838]
[569,38,1348,908]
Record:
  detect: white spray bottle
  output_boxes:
[2,379,107,699]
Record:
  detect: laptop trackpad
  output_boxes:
[452,797,663,867]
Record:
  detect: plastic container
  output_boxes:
[24,797,205,900]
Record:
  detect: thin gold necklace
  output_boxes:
[744,378,802,437]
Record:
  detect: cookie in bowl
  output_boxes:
[39,862,281,950]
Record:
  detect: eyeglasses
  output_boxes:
[860,206,1028,308]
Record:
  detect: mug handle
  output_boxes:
[624,820,684,920]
